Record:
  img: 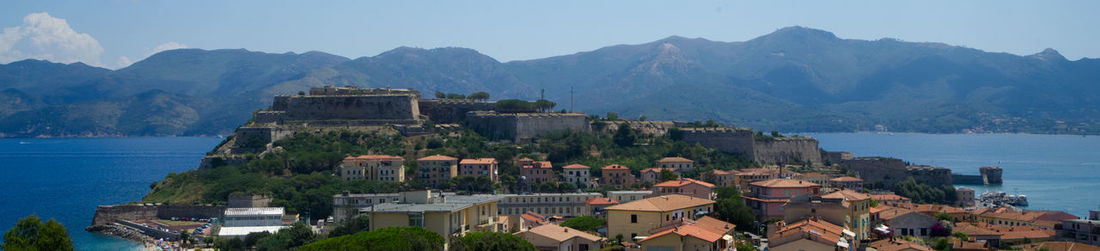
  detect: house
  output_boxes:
[828,176,864,191]
[651,178,715,200]
[866,239,932,251]
[515,224,604,251]
[640,168,676,184]
[735,168,778,192]
[742,179,821,221]
[459,158,499,182]
[362,190,505,244]
[638,216,736,251]
[331,192,400,223]
[498,193,602,217]
[608,190,653,203]
[585,197,619,217]
[339,155,405,182]
[783,189,872,240]
[876,207,939,238]
[796,172,830,185]
[520,211,552,230]
[563,164,593,188]
[954,222,1056,248]
[601,164,635,188]
[521,160,555,185]
[417,155,458,187]
[1062,219,1100,246]
[709,169,739,187]
[975,208,1045,227]
[656,157,694,172]
[604,194,716,241]
[769,218,856,251]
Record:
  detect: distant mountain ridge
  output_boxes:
[1,26,1098,137]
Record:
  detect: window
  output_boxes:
[631,214,638,223]
[408,213,424,227]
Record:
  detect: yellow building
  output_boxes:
[362,190,505,243]
[637,216,736,251]
[783,190,871,240]
[416,155,458,187]
[604,194,716,241]
[339,155,405,182]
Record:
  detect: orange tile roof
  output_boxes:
[520,224,603,242]
[909,204,965,214]
[822,189,871,201]
[348,154,403,161]
[829,176,863,182]
[602,164,630,170]
[641,168,674,173]
[690,216,736,235]
[654,178,715,188]
[657,157,693,163]
[460,158,498,165]
[1018,241,1100,251]
[868,239,933,251]
[979,208,1044,222]
[771,218,846,247]
[521,211,549,225]
[871,194,911,201]
[640,216,732,244]
[878,208,921,221]
[954,222,1055,240]
[870,205,893,214]
[522,161,552,169]
[585,197,619,205]
[562,164,590,169]
[799,172,828,178]
[417,155,457,161]
[517,157,533,162]
[604,194,715,212]
[711,169,738,175]
[750,179,821,188]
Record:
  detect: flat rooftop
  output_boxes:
[225,207,284,216]
[218,226,288,237]
[361,194,505,213]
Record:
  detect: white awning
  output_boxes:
[842,229,855,237]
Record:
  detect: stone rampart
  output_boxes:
[980,166,1003,184]
[283,94,420,121]
[682,127,755,157]
[254,111,285,124]
[840,157,908,189]
[953,174,985,185]
[465,111,590,141]
[906,165,953,187]
[231,126,293,154]
[418,99,496,123]
[90,204,226,227]
[155,205,226,220]
[753,138,823,165]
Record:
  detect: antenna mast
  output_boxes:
[570,86,574,113]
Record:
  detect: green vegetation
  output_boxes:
[217,222,316,250]
[2,214,74,251]
[560,216,606,232]
[495,99,557,113]
[714,187,756,232]
[659,169,679,182]
[894,177,958,205]
[450,232,535,251]
[302,226,444,251]
[327,215,371,238]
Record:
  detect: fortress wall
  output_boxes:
[753,138,823,165]
[514,113,590,141]
[419,99,496,123]
[284,95,419,121]
[90,204,159,226]
[980,166,1003,184]
[254,111,285,124]
[271,96,290,111]
[841,157,908,189]
[682,128,755,157]
[155,205,225,219]
[907,166,953,187]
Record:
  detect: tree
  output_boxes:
[468,92,490,101]
[714,187,756,232]
[606,112,620,121]
[328,215,370,238]
[934,212,953,222]
[560,216,606,232]
[638,115,647,121]
[659,169,679,182]
[953,231,969,240]
[668,128,684,141]
[613,123,636,147]
[3,214,74,251]
[451,232,535,251]
[302,226,444,251]
[434,91,446,99]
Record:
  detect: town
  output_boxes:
[86,86,1100,251]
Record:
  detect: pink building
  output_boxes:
[459,158,499,182]
[652,178,715,200]
[520,160,554,184]
[743,179,821,221]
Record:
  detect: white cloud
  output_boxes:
[0,12,105,67]
[114,41,188,69]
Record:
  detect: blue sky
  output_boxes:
[2,0,1098,69]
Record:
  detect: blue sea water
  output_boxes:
[0,137,223,251]
[805,133,1100,217]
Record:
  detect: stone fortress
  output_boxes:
[680,127,823,166]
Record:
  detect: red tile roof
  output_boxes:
[868,239,933,251]
[460,158,498,165]
[347,155,403,161]
[657,157,693,163]
[640,216,732,243]
[750,178,821,188]
[829,176,863,182]
[654,178,715,188]
[417,155,457,161]
[562,164,590,169]
[585,197,619,205]
[602,164,630,170]
[604,194,715,212]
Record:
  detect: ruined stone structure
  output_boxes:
[228,194,273,208]
[823,151,853,165]
[604,120,679,136]
[258,86,422,125]
[230,126,293,154]
[90,204,226,226]
[753,138,823,165]
[465,111,590,141]
[980,166,1003,185]
[682,127,823,166]
[906,165,953,187]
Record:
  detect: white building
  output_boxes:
[497,193,602,217]
[219,207,287,238]
[562,164,594,188]
[607,190,653,203]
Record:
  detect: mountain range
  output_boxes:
[1,26,1098,137]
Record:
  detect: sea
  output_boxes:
[0,134,1097,249]
[804,133,1100,217]
[0,137,223,251]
